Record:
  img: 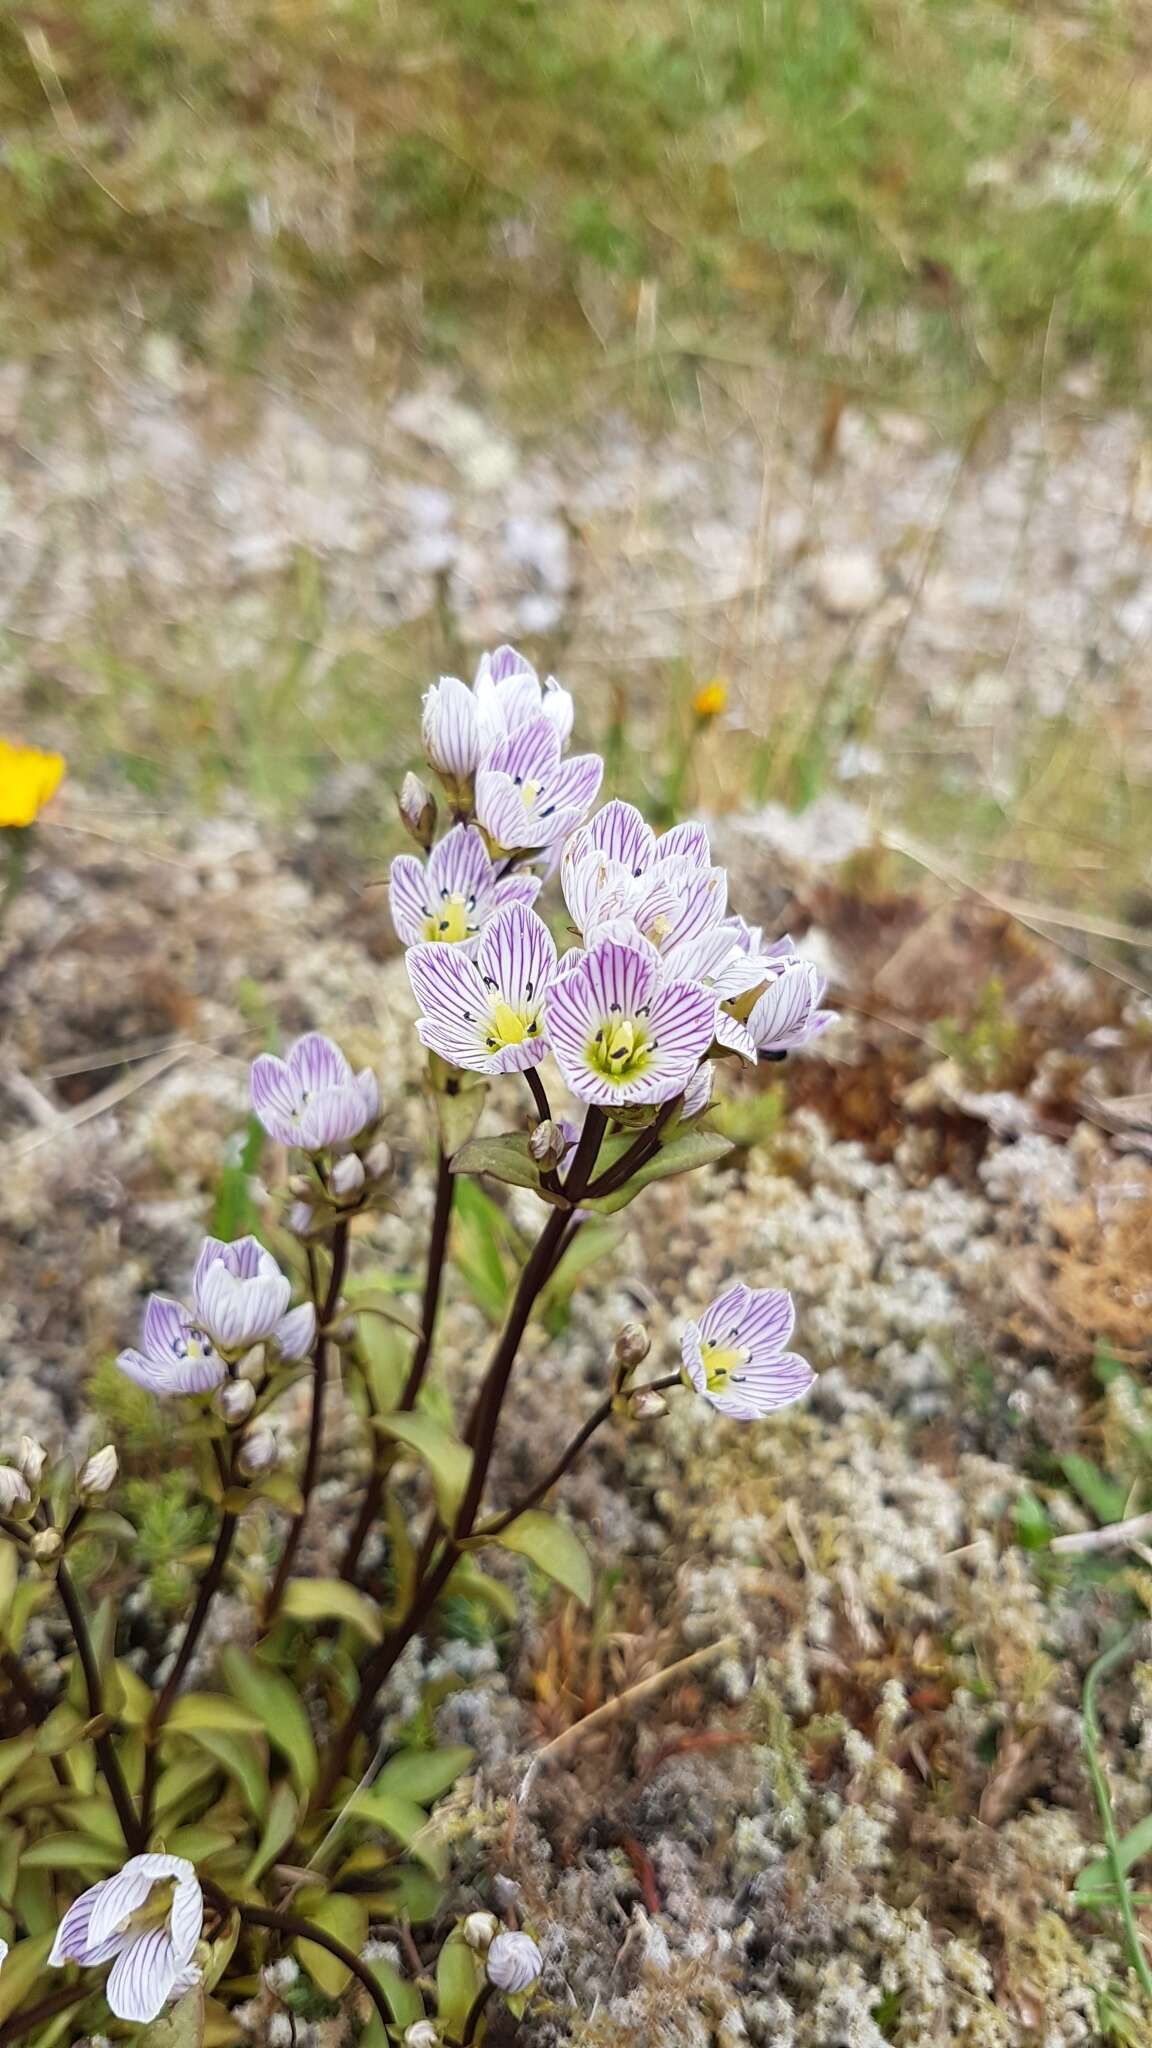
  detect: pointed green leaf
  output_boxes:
[346,1292,423,1339]
[436,1932,482,2034]
[167,1825,238,1863]
[489,1510,593,1604]
[1076,1811,1152,1904]
[362,1956,424,2044]
[18,1834,122,1872]
[221,1649,318,1799]
[137,1985,206,2048]
[431,1074,489,1158]
[167,1694,268,1737]
[0,1932,54,2025]
[177,1727,269,1822]
[280,1578,383,1644]
[450,1133,542,1190]
[374,1412,473,1525]
[293,1895,369,1999]
[244,1779,299,1886]
[373,1745,475,1806]
[0,1735,36,1796]
[583,1130,734,1213]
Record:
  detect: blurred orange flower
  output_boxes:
[0,739,66,827]
[691,678,728,721]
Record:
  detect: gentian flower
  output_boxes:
[116,1239,314,1394]
[486,1930,543,1993]
[681,1282,814,1419]
[407,901,556,1076]
[250,1034,379,1152]
[714,935,833,1059]
[422,645,573,787]
[475,717,602,856]
[389,823,540,951]
[546,934,716,1106]
[561,801,726,975]
[50,1853,203,2024]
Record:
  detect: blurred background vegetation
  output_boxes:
[1,0,1150,916]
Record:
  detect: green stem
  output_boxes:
[1082,1629,1152,2000]
[0,1985,90,2046]
[237,1903,397,2030]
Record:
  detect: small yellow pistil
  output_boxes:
[0,739,65,828]
[588,1014,651,1086]
[423,892,477,944]
[483,1000,541,1052]
[699,1336,750,1390]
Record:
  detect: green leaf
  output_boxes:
[212,1113,266,1243]
[138,1984,206,2048]
[375,1412,473,1525]
[1059,1455,1130,1527]
[345,1786,429,1844]
[177,1727,269,1823]
[373,1745,475,1806]
[166,1694,268,1737]
[446,1554,518,1624]
[450,1132,542,1190]
[18,1834,123,1872]
[0,1541,18,1629]
[167,1825,238,1863]
[221,1648,318,1800]
[0,1735,36,1796]
[583,1130,735,1213]
[451,1177,512,1321]
[293,1894,369,2000]
[362,1957,424,2045]
[0,1932,54,2025]
[346,1292,423,1339]
[244,1779,299,1886]
[1076,1811,1152,1905]
[436,1932,482,2034]
[280,1578,383,1644]
[488,1509,594,1604]
[56,1793,125,1848]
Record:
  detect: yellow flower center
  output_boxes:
[699,1336,750,1390]
[587,1015,651,1086]
[520,777,542,809]
[422,892,476,944]
[483,999,541,1052]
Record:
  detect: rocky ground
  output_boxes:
[3,763,1151,2044]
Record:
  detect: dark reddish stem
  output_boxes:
[55,1562,142,1850]
[266,1222,351,1622]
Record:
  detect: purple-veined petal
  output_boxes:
[249,1055,299,1146]
[298,1085,376,1151]
[288,1034,352,1098]
[415,1015,503,1074]
[547,752,603,823]
[494,668,545,732]
[703,1353,815,1420]
[747,960,829,1053]
[50,1881,125,1967]
[195,1262,291,1350]
[427,823,494,904]
[659,865,728,957]
[481,643,537,686]
[142,1295,192,1366]
[656,820,710,866]
[474,768,531,851]
[698,1281,751,1345]
[485,714,560,788]
[492,872,542,914]
[388,853,430,946]
[168,1868,205,1971]
[739,1288,797,1356]
[589,800,654,876]
[87,1863,159,1953]
[638,979,719,1099]
[407,941,488,1028]
[681,1060,714,1120]
[272,1302,317,1360]
[476,902,557,1014]
[714,1010,757,1062]
[541,677,574,745]
[576,934,661,1021]
[107,1930,178,2024]
[423,675,481,778]
[355,1068,380,1122]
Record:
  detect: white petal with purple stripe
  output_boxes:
[681,1281,814,1421]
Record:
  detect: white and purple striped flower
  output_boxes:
[561,801,726,975]
[681,1283,814,1420]
[191,1237,316,1357]
[49,1853,203,2025]
[115,1294,227,1398]
[250,1034,379,1152]
[389,823,540,951]
[546,934,716,1106]
[407,901,557,1076]
[475,717,602,857]
[713,934,834,1059]
[422,645,573,787]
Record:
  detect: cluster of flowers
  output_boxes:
[394,646,832,1115]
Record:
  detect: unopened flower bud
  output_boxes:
[403,2024,440,2048]
[215,1379,257,1426]
[287,1174,316,1200]
[330,1153,366,1199]
[18,1437,46,1486]
[30,1528,62,1563]
[486,1930,542,1994]
[463,1911,499,1953]
[79,1446,118,1497]
[613,1322,651,1369]
[399,772,438,851]
[0,1466,32,1515]
[629,1388,668,1421]
[528,1120,568,1170]
[287,1200,316,1237]
[238,1428,277,1477]
[363,1138,393,1182]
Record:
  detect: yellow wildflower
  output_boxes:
[691,678,728,722]
[0,739,65,828]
